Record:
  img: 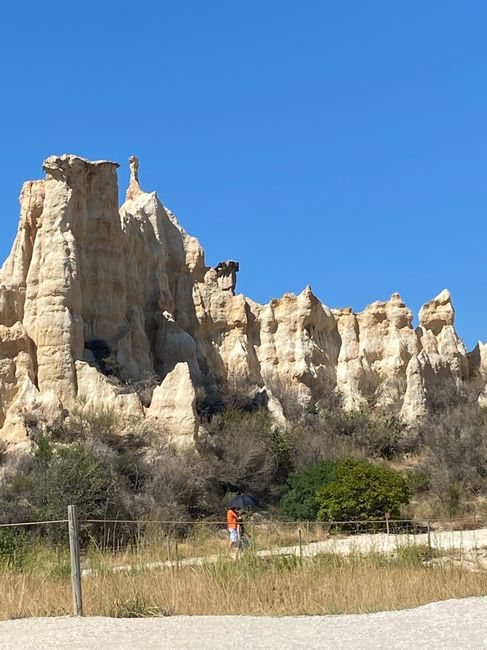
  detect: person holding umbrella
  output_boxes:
[227,505,240,550]
[227,493,259,511]
[226,493,258,551]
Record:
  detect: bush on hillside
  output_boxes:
[316,458,410,522]
[0,434,132,545]
[316,408,410,460]
[280,461,336,521]
[418,396,487,516]
[200,408,291,500]
[288,405,414,470]
[32,437,123,523]
[3,371,487,543]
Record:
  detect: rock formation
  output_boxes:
[0,154,482,452]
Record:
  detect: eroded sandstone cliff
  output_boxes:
[0,155,481,451]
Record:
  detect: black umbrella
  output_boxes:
[227,493,259,510]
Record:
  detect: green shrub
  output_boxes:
[406,468,430,494]
[280,461,336,520]
[316,458,410,522]
[0,435,131,546]
[35,442,119,522]
[0,528,30,568]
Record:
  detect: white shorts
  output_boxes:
[228,528,239,544]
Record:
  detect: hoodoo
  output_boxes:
[0,155,480,452]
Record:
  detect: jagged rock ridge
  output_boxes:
[0,155,481,450]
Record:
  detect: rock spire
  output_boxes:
[0,155,481,452]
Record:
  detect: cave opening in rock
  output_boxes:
[84,339,113,376]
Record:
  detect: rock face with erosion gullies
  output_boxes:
[0,155,482,451]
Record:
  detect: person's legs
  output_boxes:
[228,528,238,551]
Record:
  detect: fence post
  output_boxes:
[68,505,83,616]
[427,521,431,556]
[298,528,303,562]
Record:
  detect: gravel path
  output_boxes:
[1,597,486,649]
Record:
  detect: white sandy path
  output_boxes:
[0,597,486,649]
[82,527,487,576]
[267,527,487,559]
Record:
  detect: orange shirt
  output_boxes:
[227,509,238,529]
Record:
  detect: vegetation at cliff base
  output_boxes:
[316,458,410,522]
[280,458,410,523]
[0,378,486,543]
[280,461,336,521]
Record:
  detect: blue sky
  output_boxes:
[1,2,486,348]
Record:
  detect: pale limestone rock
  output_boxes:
[0,154,482,451]
[467,341,487,378]
[400,353,428,421]
[192,278,341,411]
[334,307,368,411]
[146,362,199,446]
[21,155,121,404]
[0,322,31,359]
[0,351,63,449]
[126,155,143,200]
[332,290,472,418]
[0,360,15,428]
[261,387,287,429]
[419,289,455,335]
[418,289,469,386]
[0,180,45,327]
[471,342,487,408]
[334,293,419,413]
[75,362,144,418]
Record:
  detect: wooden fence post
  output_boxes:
[298,528,303,562]
[68,505,83,616]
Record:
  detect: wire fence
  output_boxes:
[0,510,486,617]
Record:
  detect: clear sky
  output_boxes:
[1,2,486,349]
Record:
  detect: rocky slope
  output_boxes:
[0,155,481,451]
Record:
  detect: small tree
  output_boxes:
[280,461,336,520]
[316,458,409,522]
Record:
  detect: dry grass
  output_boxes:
[79,522,326,569]
[81,521,381,569]
[76,517,487,569]
[0,548,486,619]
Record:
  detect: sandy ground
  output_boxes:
[0,597,486,649]
[263,527,487,557]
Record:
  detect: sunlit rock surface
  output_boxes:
[0,155,480,450]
